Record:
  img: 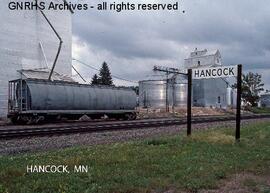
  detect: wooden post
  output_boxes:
[236,64,242,141]
[187,69,192,136]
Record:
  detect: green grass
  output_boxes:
[248,107,270,114]
[0,121,270,193]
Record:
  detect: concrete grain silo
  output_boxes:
[0,0,72,117]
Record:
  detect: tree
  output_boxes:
[99,62,113,86]
[238,72,264,106]
[130,86,139,95]
[91,74,100,85]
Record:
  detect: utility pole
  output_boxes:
[153,66,191,135]
[165,72,169,112]
[153,66,188,113]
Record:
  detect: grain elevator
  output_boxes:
[185,48,228,108]
[0,0,72,117]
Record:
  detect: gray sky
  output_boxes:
[71,0,270,90]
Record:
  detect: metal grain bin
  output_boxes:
[139,75,187,108]
[227,87,237,108]
[169,75,187,107]
[261,94,270,107]
[171,83,188,107]
[139,80,167,108]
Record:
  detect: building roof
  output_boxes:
[206,49,219,55]
[19,69,75,82]
[185,49,220,60]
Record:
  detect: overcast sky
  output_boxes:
[71,0,270,90]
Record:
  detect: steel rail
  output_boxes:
[0,114,270,139]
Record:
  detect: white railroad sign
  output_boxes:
[187,64,242,141]
[192,65,237,79]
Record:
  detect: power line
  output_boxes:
[72,65,87,83]
[72,58,138,84]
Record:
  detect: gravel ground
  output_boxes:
[0,118,270,155]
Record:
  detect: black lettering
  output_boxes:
[39,2,46,10]
[229,67,235,76]
[194,70,200,77]
[131,4,135,10]
[152,4,158,10]
[217,69,222,76]
[83,4,88,10]
[77,4,82,10]
[200,70,205,77]
[206,69,211,77]
[223,68,228,76]
[167,4,172,10]
[48,2,55,10]
[173,2,178,10]
[8,2,17,10]
[212,69,217,76]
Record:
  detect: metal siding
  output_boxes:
[26,81,137,111]
[193,79,227,108]
[173,83,188,107]
[139,75,188,108]
[139,80,167,108]
[0,0,72,117]
[261,94,270,107]
[193,80,205,106]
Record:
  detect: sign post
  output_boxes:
[236,64,242,141]
[190,65,242,141]
[187,69,192,136]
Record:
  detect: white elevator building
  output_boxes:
[184,48,222,68]
[184,48,228,108]
[0,0,72,117]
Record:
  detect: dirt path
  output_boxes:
[199,173,270,193]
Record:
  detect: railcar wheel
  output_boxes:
[131,113,137,120]
[9,116,20,124]
[10,115,29,125]
[124,113,136,120]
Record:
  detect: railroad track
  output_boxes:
[0,114,270,139]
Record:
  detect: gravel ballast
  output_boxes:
[0,118,269,155]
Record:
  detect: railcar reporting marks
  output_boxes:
[192,65,237,79]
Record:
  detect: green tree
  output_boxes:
[99,62,113,86]
[91,74,100,85]
[130,86,139,95]
[240,72,264,106]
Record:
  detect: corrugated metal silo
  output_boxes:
[0,0,72,117]
[227,87,232,106]
[139,80,167,108]
[261,94,270,107]
[139,75,187,108]
[169,75,187,107]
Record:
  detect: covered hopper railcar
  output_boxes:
[8,79,137,124]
